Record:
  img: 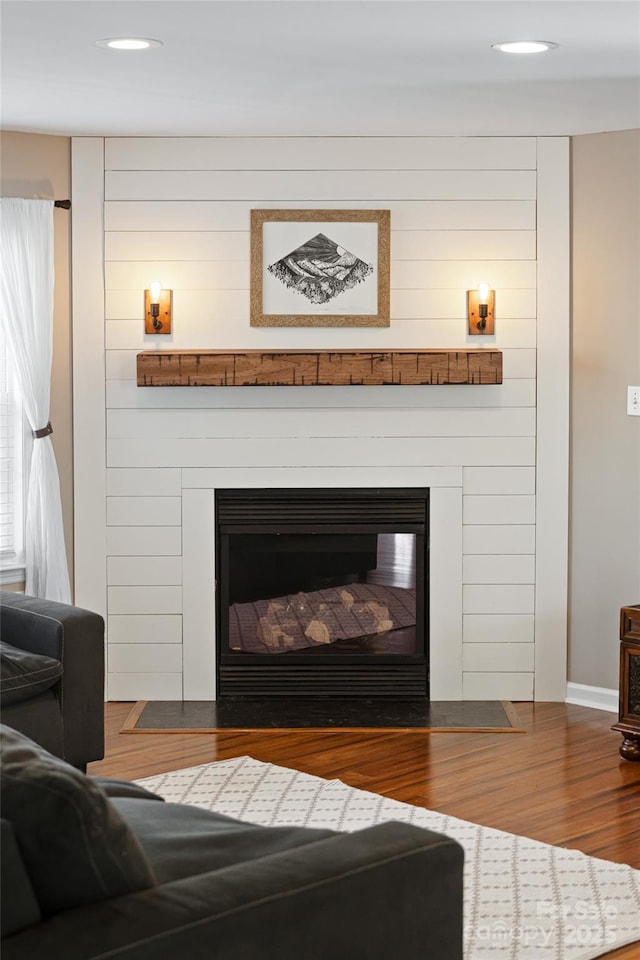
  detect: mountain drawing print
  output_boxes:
[268,232,374,305]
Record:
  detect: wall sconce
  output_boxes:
[467,282,495,336]
[145,281,172,334]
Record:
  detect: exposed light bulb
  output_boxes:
[150,281,162,304]
[95,38,163,50]
[478,282,490,305]
[492,40,557,54]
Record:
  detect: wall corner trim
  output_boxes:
[71,137,106,619]
[534,136,571,700]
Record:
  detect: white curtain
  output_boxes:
[0,198,70,602]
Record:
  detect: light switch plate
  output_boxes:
[628,386,640,416]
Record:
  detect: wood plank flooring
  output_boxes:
[91,701,640,960]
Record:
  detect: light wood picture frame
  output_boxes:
[250,209,390,327]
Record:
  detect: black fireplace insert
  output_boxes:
[216,488,429,698]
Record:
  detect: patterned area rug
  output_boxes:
[138,756,640,960]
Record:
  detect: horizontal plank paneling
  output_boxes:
[106,229,536,263]
[105,259,536,291]
[463,524,535,555]
[392,231,536,261]
[107,260,248,290]
[105,137,537,171]
[106,526,182,556]
[105,169,537,202]
[463,584,535,614]
[106,468,182,496]
[106,231,248,262]
[462,642,535,672]
[463,495,536,525]
[99,135,545,705]
[365,288,533,321]
[106,352,137,380]
[107,376,537,410]
[107,673,182,701]
[462,671,534,699]
[108,615,182,645]
[502,350,536,379]
[107,436,536,469]
[392,260,535,290]
[463,467,536,495]
[181,465,462,490]
[105,350,138,382]
[109,644,183,673]
[105,318,536,352]
[462,554,535,584]
[107,408,535,440]
[106,496,181,526]
[105,200,536,232]
[105,287,536,323]
[107,556,182,586]
[108,585,182,615]
[463,614,535,644]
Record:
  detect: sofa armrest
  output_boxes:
[2,821,463,960]
[0,594,105,768]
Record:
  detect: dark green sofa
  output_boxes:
[1,726,464,960]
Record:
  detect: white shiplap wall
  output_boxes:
[72,136,569,701]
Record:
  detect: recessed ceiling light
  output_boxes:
[95,38,163,51]
[492,41,558,54]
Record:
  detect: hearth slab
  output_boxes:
[122,699,524,732]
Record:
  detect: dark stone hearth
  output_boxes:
[128,699,523,731]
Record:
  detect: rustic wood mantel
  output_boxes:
[136,349,502,387]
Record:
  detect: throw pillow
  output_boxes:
[0,725,155,917]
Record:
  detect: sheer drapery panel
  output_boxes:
[0,198,70,601]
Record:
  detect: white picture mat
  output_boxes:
[262,220,379,316]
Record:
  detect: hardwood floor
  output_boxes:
[91,701,640,960]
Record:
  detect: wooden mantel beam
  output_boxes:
[136,349,502,387]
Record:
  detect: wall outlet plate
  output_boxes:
[628,386,640,416]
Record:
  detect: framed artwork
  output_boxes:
[250,209,390,327]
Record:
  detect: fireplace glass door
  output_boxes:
[216,488,429,698]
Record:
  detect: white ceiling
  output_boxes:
[2,0,639,137]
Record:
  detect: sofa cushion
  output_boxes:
[0,819,41,937]
[0,642,63,705]
[113,796,337,884]
[0,689,64,758]
[0,726,156,918]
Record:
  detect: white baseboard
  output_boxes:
[566,682,618,713]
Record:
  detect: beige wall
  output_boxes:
[0,131,74,588]
[570,130,640,688]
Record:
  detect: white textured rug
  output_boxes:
[138,756,640,960]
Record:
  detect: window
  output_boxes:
[0,335,25,581]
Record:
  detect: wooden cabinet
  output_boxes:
[612,604,640,761]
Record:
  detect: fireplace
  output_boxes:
[215,488,429,698]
